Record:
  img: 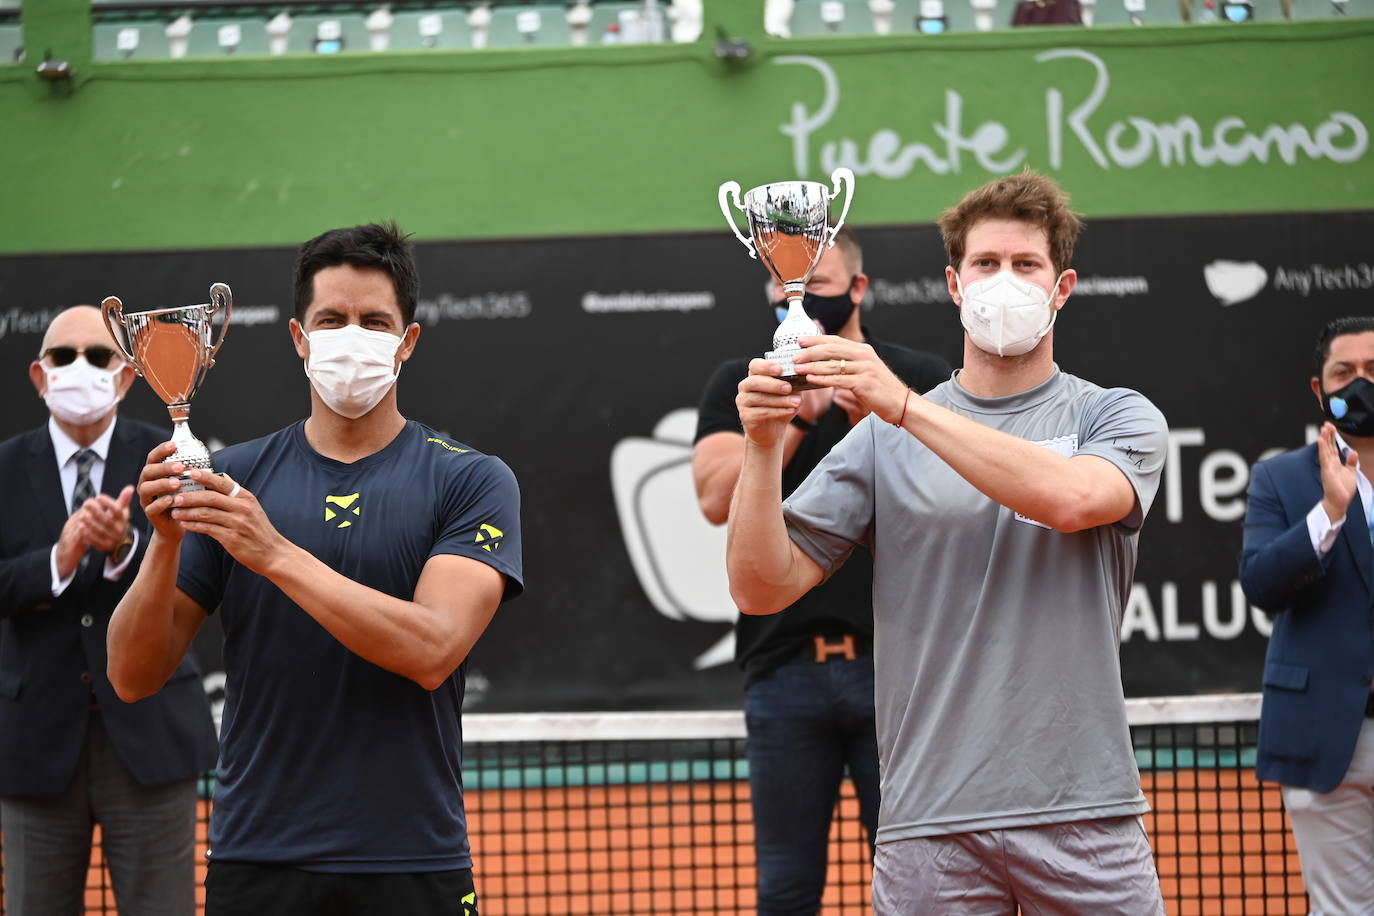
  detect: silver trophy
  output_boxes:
[102,284,233,492]
[719,167,854,389]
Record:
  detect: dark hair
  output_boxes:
[937,169,1083,276]
[293,221,418,325]
[1314,315,1374,377]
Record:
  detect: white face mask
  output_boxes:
[44,357,122,426]
[955,270,1064,358]
[303,324,403,419]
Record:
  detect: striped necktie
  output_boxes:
[71,449,96,514]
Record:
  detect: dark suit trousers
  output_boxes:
[1,710,198,916]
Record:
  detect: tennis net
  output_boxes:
[0,693,1307,915]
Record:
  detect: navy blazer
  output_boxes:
[1241,442,1374,793]
[0,417,218,798]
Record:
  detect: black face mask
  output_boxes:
[1321,375,1374,438]
[772,285,858,335]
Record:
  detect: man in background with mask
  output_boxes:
[725,171,1170,913]
[1241,316,1374,914]
[693,226,948,914]
[108,222,523,915]
[0,305,217,915]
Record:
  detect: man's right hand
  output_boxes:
[138,442,189,543]
[54,510,91,580]
[1318,421,1359,525]
[737,358,802,449]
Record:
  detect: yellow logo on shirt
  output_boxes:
[474,523,503,552]
[325,493,362,528]
[426,436,468,453]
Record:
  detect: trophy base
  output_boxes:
[765,349,821,391]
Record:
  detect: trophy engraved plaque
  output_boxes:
[719,167,854,389]
[102,283,233,492]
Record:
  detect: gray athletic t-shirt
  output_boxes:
[783,368,1168,844]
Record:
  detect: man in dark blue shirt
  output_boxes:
[108,222,522,915]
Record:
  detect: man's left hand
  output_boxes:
[170,470,287,576]
[793,336,909,424]
[80,486,135,555]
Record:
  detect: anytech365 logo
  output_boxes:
[324,493,361,529]
[1203,260,1268,306]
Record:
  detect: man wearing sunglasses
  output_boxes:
[0,305,217,915]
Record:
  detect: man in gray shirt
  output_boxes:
[725,170,1169,913]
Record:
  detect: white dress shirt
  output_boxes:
[48,416,140,595]
[1307,432,1373,556]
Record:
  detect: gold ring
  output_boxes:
[839,359,847,375]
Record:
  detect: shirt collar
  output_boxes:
[48,415,118,469]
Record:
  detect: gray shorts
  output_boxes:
[873,815,1166,915]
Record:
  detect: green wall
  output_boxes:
[2,1,1372,254]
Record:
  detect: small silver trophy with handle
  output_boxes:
[102,283,233,492]
[718,167,854,390]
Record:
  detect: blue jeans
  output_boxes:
[745,653,881,916]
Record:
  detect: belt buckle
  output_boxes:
[813,634,857,663]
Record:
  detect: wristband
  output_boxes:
[791,414,816,433]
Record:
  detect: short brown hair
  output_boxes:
[937,170,1082,276]
[831,224,863,275]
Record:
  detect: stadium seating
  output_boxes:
[284,14,371,54]
[790,0,879,34]
[93,22,171,60]
[1091,0,1185,24]
[184,19,271,56]
[389,10,473,49]
[886,0,980,32]
[0,23,21,63]
[486,5,573,46]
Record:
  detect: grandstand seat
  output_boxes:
[1091,0,1184,23]
[0,23,21,63]
[790,0,878,34]
[93,22,171,60]
[284,14,370,54]
[887,0,979,32]
[486,5,573,46]
[185,19,271,56]
[584,2,642,43]
[389,10,473,49]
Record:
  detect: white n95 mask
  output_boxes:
[44,358,121,426]
[304,325,402,419]
[956,270,1064,358]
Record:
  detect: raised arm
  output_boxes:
[166,465,512,691]
[1240,427,1355,614]
[724,359,826,615]
[793,338,1146,533]
[107,442,208,702]
[693,368,834,526]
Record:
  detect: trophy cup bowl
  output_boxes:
[719,167,854,390]
[102,283,232,492]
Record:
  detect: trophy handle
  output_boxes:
[100,296,139,367]
[206,282,233,365]
[718,181,757,259]
[825,167,855,249]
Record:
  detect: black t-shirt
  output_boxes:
[694,335,950,684]
[178,420,523,872]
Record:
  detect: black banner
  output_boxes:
[1,212,1370,711]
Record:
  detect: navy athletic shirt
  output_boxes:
[177,419,523,872]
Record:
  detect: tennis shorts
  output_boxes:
[873,815,1165,915]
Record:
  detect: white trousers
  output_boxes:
[1282,717,1374,916]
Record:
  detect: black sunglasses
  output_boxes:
[41,346,119,369]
